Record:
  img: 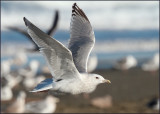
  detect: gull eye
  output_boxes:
[96,77,99,79]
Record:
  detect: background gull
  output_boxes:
[23,3,111,94]
[113,55,137,70]
[147,97,159,111]
[5,91,26,113]
[18,60,40,78]
[25,95,59,113]
[7,10,59,52]
[141,53,159,72]
[1,52,27,77]
[1,59,13,77]
[12,51,28,66]
[5,73,22,89]
[91,95,112,109]
[1,81,13,101]
[22,75,45,90]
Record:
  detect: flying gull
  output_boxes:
[7,10,59,52]
[23,3,111,95]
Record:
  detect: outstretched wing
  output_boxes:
[7,10,59,52]
[7,26,39,51]
[23,17,79,80]
[47,10,59,36]
[68,3,95,73]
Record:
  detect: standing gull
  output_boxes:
[114,55,137,70]
[25,95,59,113]
[141,53,159,72]
[1,59,13,77]
[5,91,26,113]
[18,60,40,78]
[23,3,111,95]
[1,79,13,101]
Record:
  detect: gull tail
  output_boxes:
[30,78,53,92]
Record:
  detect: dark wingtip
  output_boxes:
[55,10,59,13]
[73,3,77,7]
[72,3,77,16]
[71,3,89,22]
[23,17,27,26]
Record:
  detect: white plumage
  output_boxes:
[1,59,13,77]
[1,85,13,101]
[142,53,159,71]
[5,91,26,113]
[13,52,28,66]
[18,60,40,78]
[23,3,111,94]
[25,95,59,113]
[23,75,45,89]
[114,55,137,70]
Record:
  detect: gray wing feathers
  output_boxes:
[68,37,94,73]
[70,16,94,39]
[68,3,95,73]
[30,78,53,92]
[24,17,79,80]
[39,48,56,77]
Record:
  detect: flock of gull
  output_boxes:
[1,52,60,113]
[1,3,159,113]
[2,8,60,114]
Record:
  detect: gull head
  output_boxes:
[89,74,111,85]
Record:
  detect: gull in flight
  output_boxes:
[7,10,59,52]
[23,3,111,95]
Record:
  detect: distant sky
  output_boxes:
[1,1,159,31]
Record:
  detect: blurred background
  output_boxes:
[1,1,159,113]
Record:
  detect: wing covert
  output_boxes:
[23,17,79,80]
[68,3,95,73]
